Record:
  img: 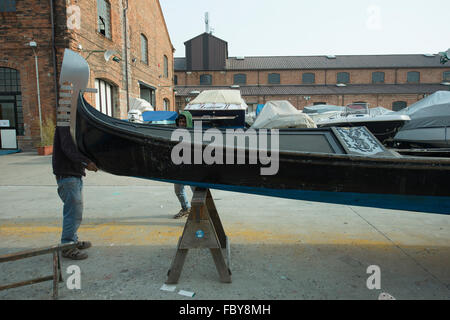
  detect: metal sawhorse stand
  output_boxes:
[166,188,232,284]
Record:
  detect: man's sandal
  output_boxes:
[62,248,88,260]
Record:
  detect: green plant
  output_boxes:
[37,118,56,147]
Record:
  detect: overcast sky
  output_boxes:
[160,0,450,58]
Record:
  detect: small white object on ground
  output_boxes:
[160,284,177,292]
[178,290,196,297]
[378,292,396,300]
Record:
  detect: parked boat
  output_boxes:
[61,49,450,214]
[315,103,410,144]
[393,91,450,148]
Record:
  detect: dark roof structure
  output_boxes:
[175,54,447,71]
[174,84,448,97]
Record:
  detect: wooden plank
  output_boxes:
[166,249,188,285]
[0,243,77,263]
[210,249,232,283]
[0,276,54,291]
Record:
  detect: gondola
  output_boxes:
[60,50,450,214]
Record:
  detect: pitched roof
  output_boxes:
[175,54,447,71]
[174,84,447,97]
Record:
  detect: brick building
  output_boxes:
[0,0,174,151]
[174,33,450,113]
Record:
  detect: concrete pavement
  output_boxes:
[0,152,449,300]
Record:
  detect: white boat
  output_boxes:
[315,103,410,143]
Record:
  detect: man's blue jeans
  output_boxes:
[57,177,83,244]
[174,184,195,211]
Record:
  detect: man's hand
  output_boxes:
[86,162,98,172]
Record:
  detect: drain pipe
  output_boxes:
[30,42,43,143]
[123,0,130,112]
[49,0,59,113]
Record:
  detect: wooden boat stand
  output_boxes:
[166,188,232,284]
[0,243,77,299]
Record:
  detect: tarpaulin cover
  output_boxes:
[185,90,248,110]
[142,111,178,122]
[251,101,317,129]
[396,91,450,131]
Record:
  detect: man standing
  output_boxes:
[173,111,195,219]
[52,126,98,260]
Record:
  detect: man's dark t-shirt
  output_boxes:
[52,126,91,177]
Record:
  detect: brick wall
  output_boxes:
[176,67,450,86]
[0,0,174,150]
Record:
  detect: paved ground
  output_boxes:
[0,152,449,300]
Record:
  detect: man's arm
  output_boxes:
[58,127,97,171]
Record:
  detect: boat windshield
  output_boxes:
[343,103,369,116]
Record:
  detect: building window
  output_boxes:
[0,0,16,12]
[140,84,155,107]
[392,101,407,112]
[141,34,148,64]
[407,71,420,83]
[200,74,212,85]
[337,72,350,84]
[302,73,315,84]
[268,73,280,84]
[174,75,178,85]
[97,0,111,39]
[0,68,23,136]
[95,79,115,117]
[163,98,170,111]
[164,55,169,78]
[233,74,246,85]
[372,72,385,84]
[443,71,450,81]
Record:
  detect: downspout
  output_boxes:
[32,47,43,143]
[123,0,130,112]
[49,0,59,116]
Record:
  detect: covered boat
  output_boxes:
[184,90,248,128]
[393,91,450,148]
[61,50,450,214]
[315,103,410,144]
[251,101,316,129]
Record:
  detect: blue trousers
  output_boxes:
[174,184,195,211]
[57,177,83,244]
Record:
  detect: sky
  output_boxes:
[160,0,450,58]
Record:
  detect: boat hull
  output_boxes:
[76,97,450,214]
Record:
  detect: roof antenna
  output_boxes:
[205,12,210,34]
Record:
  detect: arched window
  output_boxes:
[163,98,170,111]
[337,72,350,84]
[407,71,420,83]
[164,55,169,78]
[392,101,407,112]
[372,72,385,84]
[302,73,315,84]
[95,79,115,117]
[0,67,23,136]
[141,34,148,64]
[268,73,280,84]
[233,74,246,85]
[97,0,111,39]
[200,74,212,85]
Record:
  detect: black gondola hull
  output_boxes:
[75,96,450,214]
